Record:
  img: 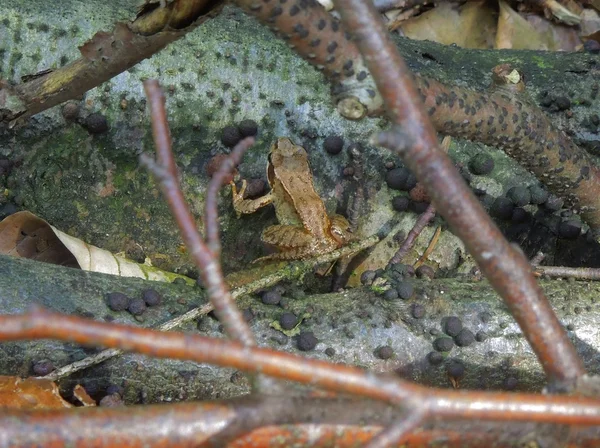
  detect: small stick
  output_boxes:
[414,225,441,269]
[530,251,546,267]
[535,266,600,281]
[364,410,426,448]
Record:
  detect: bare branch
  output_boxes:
[141,79,255,348]
[333,0,585,390]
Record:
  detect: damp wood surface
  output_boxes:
[1,254,599,404]
[1,3,599,276]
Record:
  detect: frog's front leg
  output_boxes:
[230,180,274,218]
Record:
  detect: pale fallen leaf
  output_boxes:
[580,8,600,38]
[398,1,497,49]
[0,211,194,285]
[497,1,551,49]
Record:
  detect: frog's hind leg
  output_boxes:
[261,225,314,248]
[252,225,317,263]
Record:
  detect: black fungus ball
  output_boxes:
[107,292,130,311]
[128,298,147,315]
[360,270,377,286]
[443,316,463,337]
[297,331,318,351]
[85,112,109,134]
[0,203,17,220]
[32,359,55,376]
[142,289,162,307]
[106,384,124,397]
[410,201,430,214]
[392,196,410,212]
[221,125,241,147]
[475,331,488,342]
[506,186,531,207]
[468,153,494,175]
[491,197,514,220]
[62,102,80,121]
[529,186,548,205]
[323,135,344,155]
[261,290,282,305]
[504,376,518,390]
[446,359,465,377]
[242,308,254,323]
[558,220,582,239]
[415,265,435,280]
[238,119,258,137]
[383,289,399,301]
[544,195,564,211]
[375,345,394,360]
[555,96,571,111]
[385,167,410,191]
[454,328,475,347]
[280,312,298,330]
[100,393,124,407]
[325,347,335,357]
[433,337,454,352]
[411,303,426,319]
[511,207,528,224]
[396,281,414,300]
[427,351,444,365]
[584,39,600,54]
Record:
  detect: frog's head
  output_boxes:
[329,214,352,245]
[270,137,306,160]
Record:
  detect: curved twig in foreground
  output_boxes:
[2,309,600,427]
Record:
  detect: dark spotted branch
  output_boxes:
[236,0,600,230]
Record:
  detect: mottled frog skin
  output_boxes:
[231,137,350,261]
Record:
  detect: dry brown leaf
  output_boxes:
[0,376,73,410]
[497,1,552,49]
[398,1,497,49]
[0,211,194,284]
[73,384,97,407]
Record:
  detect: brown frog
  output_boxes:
[231,137,351,261]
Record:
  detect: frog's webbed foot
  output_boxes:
[230,180,273,218]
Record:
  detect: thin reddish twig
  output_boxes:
[389,204,436,265]
[140,79,255,348]
[2,309,600,427]
[205,137,255,255]
[332,0,585,391]
[364,410,425,448]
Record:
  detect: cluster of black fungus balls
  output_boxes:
[106,288,162,317]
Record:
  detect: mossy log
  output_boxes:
[1,254,600,404]
[1,3,599,277]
